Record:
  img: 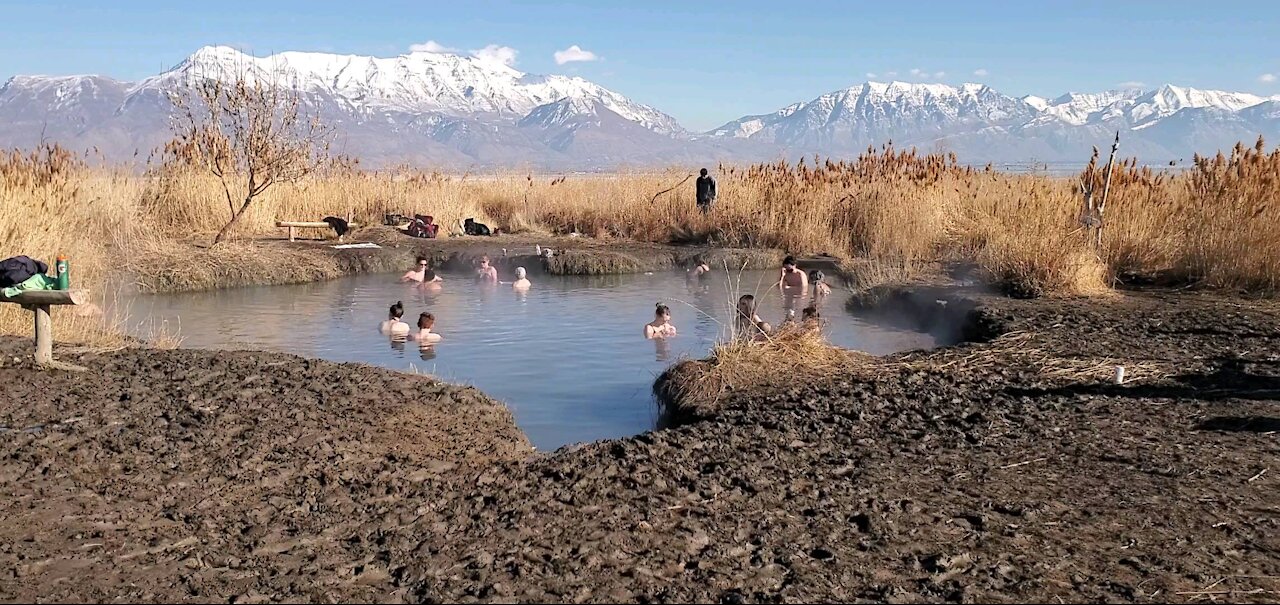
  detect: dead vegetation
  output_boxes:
[3,133,1280,342]
[655,326,864,419]
[654,325,1178,418]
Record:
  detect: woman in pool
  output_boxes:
[512,266,531,290]
[809,270,832,301]
[687,262,711,281]
[379,301,411,336]
[645,303,678,339]
[735,295,770,340]
[418,269,444,291]
[412,312,443,343]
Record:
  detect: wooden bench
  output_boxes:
[276,221,360,242]
[0,288,90,371]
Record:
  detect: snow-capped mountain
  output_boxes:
[2,46,1278,168]
[707,81,1037,146]
[1026,86,1266,128]
[136,46,685,136]
[0,46,699,168]
[709,82,1280,165]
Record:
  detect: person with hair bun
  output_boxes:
[644,302,678,339]
[380,301,411,336]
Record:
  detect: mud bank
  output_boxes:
[129,227,783,293]
[2,289,1278,602]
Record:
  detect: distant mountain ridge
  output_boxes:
[1,45,1278,168]
[708,82,1280,166]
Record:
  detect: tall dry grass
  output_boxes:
[0,145,150,345]
[3,137,1280,343]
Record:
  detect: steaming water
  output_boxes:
[126,269,936,450]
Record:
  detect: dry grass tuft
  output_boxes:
[126,238,348,293]
[655,326,866,418]
[543,250,665,275]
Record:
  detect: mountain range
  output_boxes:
[2,45,1278,169]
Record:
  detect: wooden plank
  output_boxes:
[0,289,88,306]
[275,221,361,228]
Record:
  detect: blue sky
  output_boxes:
[1,1,1278,130]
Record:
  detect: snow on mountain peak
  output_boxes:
[1126,85,1265,123]
[1030,86,1268,127]
[140,45,683,135]
[706,80,1036,143]
[1022,95,1049,111]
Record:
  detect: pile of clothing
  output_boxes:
[0,255,56,298]
[407,214,439,239]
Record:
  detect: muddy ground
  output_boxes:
[1,288,1278,603]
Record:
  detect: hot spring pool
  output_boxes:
[126,268,936,450]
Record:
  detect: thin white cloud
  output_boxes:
[1260,73,1278,84]
[886,71,898,77]
[554,45,600,65]
[973,68,989,77]
[909,68,924,77]
[934,71,946,79]
[866,72,878,79]
[471,44,518,67]
[410,40,457,53]
[1118,81,1146,90]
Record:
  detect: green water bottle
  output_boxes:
[55,254,70,290]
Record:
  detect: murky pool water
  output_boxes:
[126,269,936,450]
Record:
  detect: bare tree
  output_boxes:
[169,61,332,245]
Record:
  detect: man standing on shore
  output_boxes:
[696,168,716,213]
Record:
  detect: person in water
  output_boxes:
[809,269,832,300]
[802,305,821,332]
[645,302,678,339]
[380,301,411,336]
[418,269,444,291]
[413,312,442,343]
[687,262,711,281]
[779,255,809,296]
[512,266,531,290]
[476,255,499,283]
[735,294,770,340]
[401,256,433,282]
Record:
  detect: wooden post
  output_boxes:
[1096,131,1120,250]
[2,289,90,371]
[33,304,53,366]
[289,225,296,242]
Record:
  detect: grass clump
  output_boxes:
[655,326,863,419]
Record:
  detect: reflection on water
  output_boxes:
[126,269,936,450]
